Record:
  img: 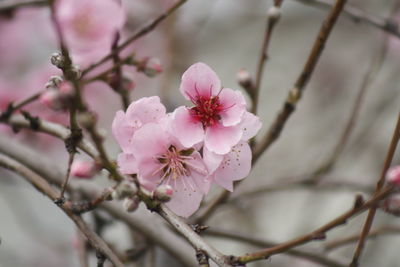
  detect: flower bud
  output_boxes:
[123,196,140,212]
[40,89,64,110]
[51,52,66,69]
[45,76,64,89]
[387,166,400,186]
[267,6,281,22]
[111,182,138,200]
[152,184,173,202]
[237,69,252,88]
[70,160,99,179]
[69,64,82,79]
[381,195,400,216]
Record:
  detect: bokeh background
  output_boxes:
[0,0,399,266]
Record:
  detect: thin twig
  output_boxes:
[230,186,394,265]
[0,154,125,267]
[325,225,400,251]
[0,0,47,13]
[294,0,400,38]
[82,0,188,76]
[253,0,348,162]
[349,111,400,267]
[251,0,284,115]
[205,228,346,267]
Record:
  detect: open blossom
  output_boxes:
[171,62,253,154]
[56,0,126,65]
[112,96,166,174]
[121,122,210,217]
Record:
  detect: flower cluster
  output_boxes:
[112,63,262,217]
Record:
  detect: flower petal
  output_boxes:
[117,153,138,174]
[205,124,242,154]
[239,111,262,141]
[218,88,246,127]
[170,106,204,148]
[112,110,134,152]
[165,177,204,218]
[213,141,252,191]
[126,96,166,125]
[180,62,221,101]
[131,123,170,159]
[203,146,223,174]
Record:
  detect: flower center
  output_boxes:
[155,146,195,184]
[190,96,222,128]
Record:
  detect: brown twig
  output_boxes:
[349,111,400,267]
[82,0,188,77]
[230,186,394,265]
[251,0,284,115]
[0,153,125,267]
[310,20,391,183]
[205,228,346,267]
[194,0,348,225]
[294,0,400,38]
[325,225,400,251]
[0,0,47,13]
[253,0,348,162]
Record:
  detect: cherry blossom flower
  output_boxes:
[203,112,262,191]
[170,62,248,154]
[56,0,126,65]
[70,160,99,179]
[126,122,210,217]
[112,96,166,174]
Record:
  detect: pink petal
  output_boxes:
[203,146,223,174]
[117,153,138,174]
[126,96,166,125]
[239,111,262,141]
[170,106,204,148]
[213,141,252,191]
[165,177,204,218]
[137,157,163,191]
[205,124,242,154]
[112,110,134,152]
[131,123,170,159]
[218,88,246,127]
[186,151,211,194]
[180,62,221,101]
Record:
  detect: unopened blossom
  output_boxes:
[112,96,166,174]
[171,62,253,154]
[56,0,126,65]
[387,166,400,186]
[122,122,210,217]
[70,160,99,179]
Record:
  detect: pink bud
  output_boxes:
[381,195,400,216]
[237,68,252,88]
[70,160,99,179]
[59,81,74,95]
[152,184,173,202]
[122,196,140,212]
[147,57,163,73]
[387,166,400,186]
[40,89,63,110]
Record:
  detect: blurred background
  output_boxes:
[0,0,399,266]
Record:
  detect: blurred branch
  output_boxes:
[253,0,347,162]
[194,0,348,225]
[294,0,400,38]
[0,0,47,13]
[0,153,125,267]
[349,111,400,267]
[310,9,392,184]
[205,228,346,267]
[251,1,284,115]
[82,0,188,76]
[230,186,394,265]
[325,225,400,251]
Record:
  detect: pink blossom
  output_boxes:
[112,96,166,174]
[126,122,210,217]
[170,62,248,154]
[387,166,400,186]
[71,160,99,179]
[56,0,126,65]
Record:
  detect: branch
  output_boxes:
[205,228,346,267]
[294,0,400,38]
[0,153,125,267]
[253,0,348,162]
[349,111,400,267]
[0,0,47,13]
[82,0,188,76]
[231,186,394,265]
